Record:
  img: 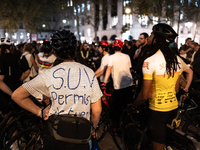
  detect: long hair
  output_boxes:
[147,33,179,77]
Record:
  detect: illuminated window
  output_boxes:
[74,19,77,27]
[138,15,149,27]
[82,3,85,12]
[74,7,76,15]
[112,16,118,26]
[87,29,91,36]
[12,33,17,39]
[20,33,24,39]
[123,0,131,7]
[78,5,80,13]
[87,1,90,10]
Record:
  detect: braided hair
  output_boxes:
[148,33,179,77]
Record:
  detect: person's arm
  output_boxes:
[180,48,192,55]
[11,86,42,117]
[132,80,152,108]
[20,69,30,81]
[91,99,102,129]
[95,67,101,76]
[104,66,112,84]
[96,66,107,78]
[0,75,13,96]
[179,56,193,92]
[30,55,38,72]
[133,47,142,59]
[175,75,181,93]
[183,68,193,92]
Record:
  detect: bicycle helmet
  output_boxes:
[153,23,178,43]
[50,29,77,60]
[112,40,123,49]
[101,40,109,47]
[0,38,11,45]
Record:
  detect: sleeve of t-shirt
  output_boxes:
[178,56,189,72]
[22,74,49,100]
[90,75,103,103]
[142,58,155,80]
[108,56,113,67]
[100,57,106,71]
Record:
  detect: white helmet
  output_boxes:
[0,38,11,45]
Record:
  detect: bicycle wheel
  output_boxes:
[122,123,150,150]
[3,127,44,150]
[182,115,200,141]
[0,119,21,149]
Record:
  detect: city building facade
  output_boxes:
[0,0,199,48]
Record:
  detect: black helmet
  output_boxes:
[50,29,77,52]
[153,23,178,43]
[50,30,77,60]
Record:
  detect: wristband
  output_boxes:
[37,109,42,117]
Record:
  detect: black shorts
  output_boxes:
[148,109,177,144]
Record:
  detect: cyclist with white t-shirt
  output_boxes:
[95,40,110,82]
[104,40,133,129]
[12,30,102,150]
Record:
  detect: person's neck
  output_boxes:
[63,59,75,63]
[103,51,108,56]
[195,46,199,51]
[115,51,121,53]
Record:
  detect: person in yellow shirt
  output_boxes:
[133,23,193,150]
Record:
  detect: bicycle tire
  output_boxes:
[182,115,200,141]
[122,123,150,150]
[3,127,44,150]
[0,118,21,149]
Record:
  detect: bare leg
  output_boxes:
[152,141,165,150]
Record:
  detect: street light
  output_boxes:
[124,6,131,40]
[62,19,67,24]
[125,7,131,14]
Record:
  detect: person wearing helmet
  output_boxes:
[12,30,102,150]
[37,41,57,74]
[0,38,22,114]
[104,39,133,129]
[133,23,193,150]
[95,40,109,80]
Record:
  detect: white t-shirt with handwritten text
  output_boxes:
[23,62,103,120]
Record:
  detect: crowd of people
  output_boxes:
[0,23,197,150]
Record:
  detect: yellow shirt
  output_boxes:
[142,50,183,112]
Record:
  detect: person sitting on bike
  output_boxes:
[133,23,193,150]
[104,39,133,129]
[12,29,102,150]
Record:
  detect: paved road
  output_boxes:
[98,131,124,150]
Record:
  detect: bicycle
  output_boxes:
[121,100,200,150]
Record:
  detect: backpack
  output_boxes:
[20,54,30,73]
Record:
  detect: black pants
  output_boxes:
[111,86,133,128]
